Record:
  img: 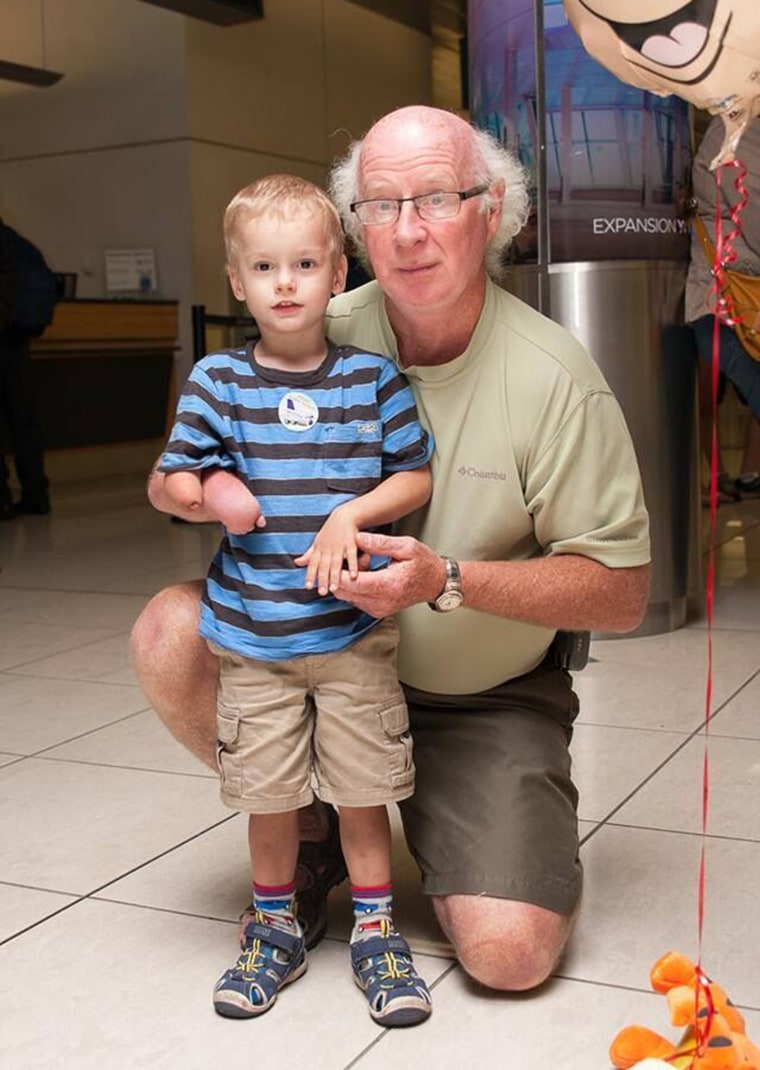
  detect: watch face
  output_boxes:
[436,590,463,612]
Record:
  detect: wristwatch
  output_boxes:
[429,556,463,612]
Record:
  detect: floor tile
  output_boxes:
[353,969,730,1070]
[8,633,137,684]
[42,709,214,777]
[571,724,689,822]
[0,588,149,629]
[707,672,760,738]
[0,883,78,943]
[566,823,760,1010]
[0,757,229,892]
[0,620,123,672]
[101,806,451,959]
[0,899,449,1070]
[611,733,760,839]
[577,628,759,731]
[0,674,149,753]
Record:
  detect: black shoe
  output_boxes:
[237,807,347,951]
[735,472,760,497]
[0,501,18,521]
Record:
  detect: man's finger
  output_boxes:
[354,530,411,559]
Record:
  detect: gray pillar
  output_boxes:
[469,0,699,636]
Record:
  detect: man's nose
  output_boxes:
[394,200,427,244]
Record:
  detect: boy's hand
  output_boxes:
[294,506,359,595]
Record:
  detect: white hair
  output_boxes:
[329,116,531,281]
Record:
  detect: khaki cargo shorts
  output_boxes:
[209,619,414,813]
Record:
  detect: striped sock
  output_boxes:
[252,881,297,930]
[351,883,393,941]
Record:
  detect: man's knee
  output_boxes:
[433,894,575,992]
[130,581,204,668]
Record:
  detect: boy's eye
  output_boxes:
[253,262,272,272]
[298,259,316,270]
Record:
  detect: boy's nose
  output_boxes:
[275,269,295,290]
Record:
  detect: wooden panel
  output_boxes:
[33,300,179,351]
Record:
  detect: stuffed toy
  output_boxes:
[609,951,760,1069]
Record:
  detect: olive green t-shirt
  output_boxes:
[326,278,650,694]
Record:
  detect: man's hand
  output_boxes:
[333,531,445,618]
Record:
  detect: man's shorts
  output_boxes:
[209,618,414,813]
[399,663,582,917]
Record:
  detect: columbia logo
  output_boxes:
[357,422,379,436]
[458,465,507,481]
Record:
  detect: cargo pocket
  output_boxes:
[216,700,243,798]
[379,699,414,791]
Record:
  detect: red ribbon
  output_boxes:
[686,160,749,1068]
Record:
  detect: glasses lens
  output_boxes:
[415,193,460,221]
[356,200,398,225]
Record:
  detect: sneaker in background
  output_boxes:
[735,472,760,496]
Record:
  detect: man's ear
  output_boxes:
[332,253,348,297]
[227,263,245,302]
[486,178,506,240]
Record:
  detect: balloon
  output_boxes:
[562,0,760,168]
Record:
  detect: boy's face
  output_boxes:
[227,208,346,348]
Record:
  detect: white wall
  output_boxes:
[0,0,432,459]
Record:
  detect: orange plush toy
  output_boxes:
[609,951,760,1069]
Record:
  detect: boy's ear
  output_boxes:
[227,263,245,302]
[331,253,348,297]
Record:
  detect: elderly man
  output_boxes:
[133,105,650,992]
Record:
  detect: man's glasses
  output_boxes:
[350,184,490,226]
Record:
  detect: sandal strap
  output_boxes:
[241,919,304,957]
[351,932,413,965]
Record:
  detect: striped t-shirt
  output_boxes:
[159,341,433,661]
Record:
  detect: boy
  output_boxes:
[155,175,434,1027]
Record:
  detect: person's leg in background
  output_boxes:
[0,335,49,515]
[691,314,760,422]
[696,361,740,505]
[735,409,760,495]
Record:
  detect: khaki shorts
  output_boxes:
[399,664,582,917]
[209,618,414,813]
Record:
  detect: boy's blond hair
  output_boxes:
[224,174,345,267]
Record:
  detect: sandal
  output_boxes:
[350,918,432,1027]
[213,912,307,1018]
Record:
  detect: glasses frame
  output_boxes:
[349,183,490,225]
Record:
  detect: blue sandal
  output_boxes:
[213,913,307,1018]
[350,920,432,1027]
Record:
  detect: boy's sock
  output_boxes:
[350,883,394,942]
[252,881,298,931]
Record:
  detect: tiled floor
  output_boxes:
[1,474,759,1069]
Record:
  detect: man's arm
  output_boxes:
[335,530,650,634]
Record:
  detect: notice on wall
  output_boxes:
[105,248,158,294]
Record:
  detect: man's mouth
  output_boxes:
[607,0,718,68]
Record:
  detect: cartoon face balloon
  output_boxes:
[563,0,760,167]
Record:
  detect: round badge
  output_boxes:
[278,391,319,431]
